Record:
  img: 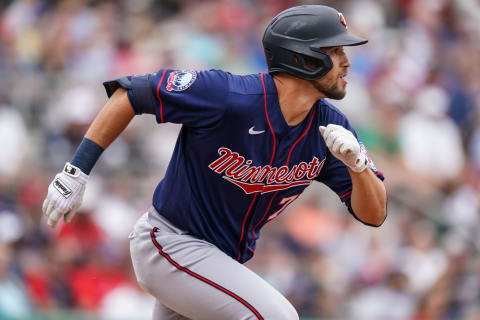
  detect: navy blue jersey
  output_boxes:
[104,69,384,263]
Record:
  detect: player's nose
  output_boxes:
[340,50,351,68]
[343,54,351,67]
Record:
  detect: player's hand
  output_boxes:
[319,124,367,173]
[42,162,89,228]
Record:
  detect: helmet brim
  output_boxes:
[311,33,368,49]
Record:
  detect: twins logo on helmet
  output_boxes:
[338,12,348,28]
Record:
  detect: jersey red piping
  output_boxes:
[156,69,168,123]
[339,190,352,199]
[250,190,279,247]
[262,73,276,165]
[286,106,317,166]
[250,105,317,244]
[236,73,276,261]
[150,228,264,320]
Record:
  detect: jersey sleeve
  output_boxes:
[103,69,229,128]
[315,100,384,225]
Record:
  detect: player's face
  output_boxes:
[313,46,351,100]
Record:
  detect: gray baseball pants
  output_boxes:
[129,207,299,320]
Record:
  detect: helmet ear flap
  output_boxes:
[292,54,319,73]
[265,48,274,63]
[295,54,322,72]
[264,45,333,80]
[297,52,333,79]
[303,51,334,77]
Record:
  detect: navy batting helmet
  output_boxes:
[263,5,367,81]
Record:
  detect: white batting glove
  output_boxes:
[42,162,88,228]
[319,124,367,173]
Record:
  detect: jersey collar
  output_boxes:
[262,73,317,137]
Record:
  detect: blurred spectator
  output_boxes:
[98,285,154,320]
[347,271,415,320]
[398,85,465,183]
[398,219,448,294]
[0,103,28,179]
[0,244,31,319]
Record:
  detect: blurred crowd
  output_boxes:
[0,0,479,319]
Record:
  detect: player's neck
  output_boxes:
[273,73,324,126]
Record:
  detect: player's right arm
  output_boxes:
[43,69,229,228]
[84,88,134,149]
[42,88,135,228]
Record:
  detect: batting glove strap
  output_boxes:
[43,162,89,227]
[319,124,367,173]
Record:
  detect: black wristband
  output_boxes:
[70,138,104,175]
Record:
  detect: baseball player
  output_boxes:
[42,5,387,320]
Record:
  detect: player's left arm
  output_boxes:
[320,124,387,226]
[347,166,386,226]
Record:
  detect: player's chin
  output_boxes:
[325,86,346,100]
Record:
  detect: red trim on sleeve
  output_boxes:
[339,190,352,199]
[150,228,263,319]
[156,69,168,123]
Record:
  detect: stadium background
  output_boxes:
[0,0,479,319]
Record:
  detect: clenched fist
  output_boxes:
[319,124,367,173]
[42,162,88,228]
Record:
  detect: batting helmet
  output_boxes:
[262,5,367,81]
